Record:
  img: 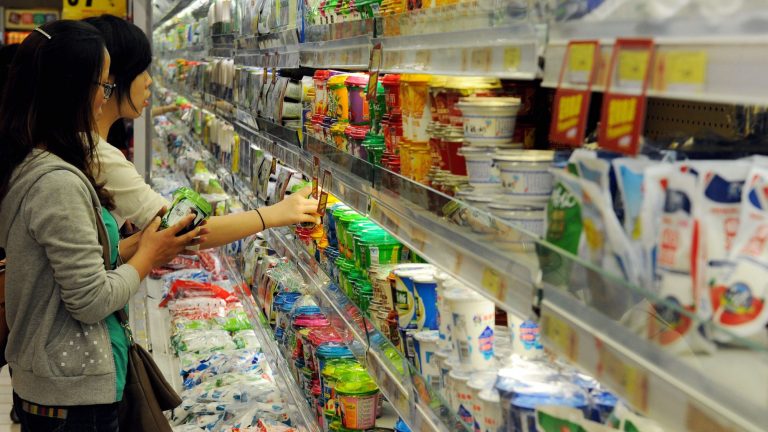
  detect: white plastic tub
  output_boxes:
[457,97,521,146]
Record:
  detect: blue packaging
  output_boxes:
[502,383,589,432]
[394,418,411,432]
[393,265,432,329]
[413,274,438,330]
[590,389,618,423]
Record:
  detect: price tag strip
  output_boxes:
[598,38,655,155]
[549,40,600,146]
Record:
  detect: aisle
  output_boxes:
[0,368,19,432]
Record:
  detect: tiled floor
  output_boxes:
[0,368,19,432]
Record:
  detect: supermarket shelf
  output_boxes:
[219,253,323,432]
[378,24,539,78]
[235,30,301,68]
[263,228,460,432]
[299,35,372,70]
[154,0,197,30]
[303,20,375,43]
[542,20,768,105]
[145,279,184,392]
[237,117,537,319]
[541,287,768,432]
[183,121,459,432]
[163,81,768,432]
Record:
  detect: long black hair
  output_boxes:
[0,20,112,208]
[84,15,152,115]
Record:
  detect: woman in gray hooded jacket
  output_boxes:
[0,20,201,432]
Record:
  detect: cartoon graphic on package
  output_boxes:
[712,167,768,340]
[649,169,714,354]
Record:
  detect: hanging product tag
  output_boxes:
[598,38,655,155]
[549,40,600,146]
[367,42,383,101]
[317,169,332,216]
[311,156,320,199]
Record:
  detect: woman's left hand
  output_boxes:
[261,185,321,228]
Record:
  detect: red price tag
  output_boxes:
[598,38,654,155]
[549,40,599,147]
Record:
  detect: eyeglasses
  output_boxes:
[94,81,117,100]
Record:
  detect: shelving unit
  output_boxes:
[166,112,460,431]
[149,2,768,431]
[158,84,768,431]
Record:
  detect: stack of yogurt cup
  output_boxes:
[455,96,558,250]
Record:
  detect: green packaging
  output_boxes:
[160,187,212,235]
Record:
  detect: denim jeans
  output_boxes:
[14,393,119,432]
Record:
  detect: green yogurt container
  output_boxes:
[336,213,367,256]
[344,219,375,259]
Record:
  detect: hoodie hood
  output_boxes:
[0,149,100,248]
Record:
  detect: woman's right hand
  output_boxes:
[128,215,209,277]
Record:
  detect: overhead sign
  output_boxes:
[5,9,59,30]
[62,0,128,20]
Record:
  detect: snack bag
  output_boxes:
[711,167,768,340]
[648,167,714,354]
[697,161,751,318]
[540,165,583,288]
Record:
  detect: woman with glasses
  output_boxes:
[85,15,321,243]
[0,21,203,431]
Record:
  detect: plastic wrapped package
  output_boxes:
[162,279,237,308]
[211,309,254,332]
[162,269,214,299]
[171,316,214,335]
[169,297,228,320]
[182,350,266,389]
[172,329,238,354]
[232,330,261,350]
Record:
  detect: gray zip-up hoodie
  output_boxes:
[0,149,140,406]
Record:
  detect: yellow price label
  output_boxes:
[62,0,127,20]
[618,50,650,82]
[556,93,583,132]
[542,312,577,361]
[569,43,596,73]
[504,47,521,71]
[470,48,492,72]
[606,97,637,140]
[686,403,736,432]
[664,51,707,86]
[411,226,427,251]
[598,344,648,412]
[481,267,504,299]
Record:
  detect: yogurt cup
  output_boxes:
[467,369,499,432]
[449,368,474,431]
[508,383,589,432]
[413,274,439,330]
[445,289,496,369]
[457,97,521,146]
[458,147,500,186]
[478,388,503,432]
[488,202,545,239]
[492,150,555,199]
[412,330,441,391]
[336,378,380,430]
[393,266,433,329]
